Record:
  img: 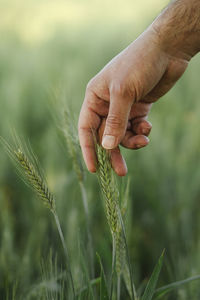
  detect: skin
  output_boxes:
[78,0,200,176]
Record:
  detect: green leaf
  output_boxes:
[141,250,165,300]
[96,253,109,300]
[154,275,200,299]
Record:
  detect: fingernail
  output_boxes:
[102,135,116,149]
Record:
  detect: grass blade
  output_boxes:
[96,253,109,300]
[154,275,200,299]
[117,206,136,300]
[141,250,165,300]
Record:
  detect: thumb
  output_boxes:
[102,92,132,150]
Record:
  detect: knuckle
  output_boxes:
[106,114,123,129]
[110,81,135,103]
[110,81,125,97]
[86,77,96,91]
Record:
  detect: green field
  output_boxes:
[0,0,200,299]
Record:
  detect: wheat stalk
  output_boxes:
[96,143,138,300]
[96,143,124,299]
[1,137,75,298]
[14,148,75,298]
[63,109,95,279]
[96,143,125,273]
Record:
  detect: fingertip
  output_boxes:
[116,169,127,176]
[86,156,97,173]
[81,146,97,174]
[110,149,128,177]
[133,120,152,136]
[113,163,127,177]
[141,125,152,136]
[121,134,149,149]
[115,157,128,177]
[135,136,150,149]
[88,165,97,173]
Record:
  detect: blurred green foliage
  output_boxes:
[0,0,200,299]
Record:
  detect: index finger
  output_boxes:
[78,90,101,173]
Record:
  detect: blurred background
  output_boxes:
[1,0,200,299]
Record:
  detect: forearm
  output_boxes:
[152,0,200,59]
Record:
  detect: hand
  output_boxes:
[78,26,189,176]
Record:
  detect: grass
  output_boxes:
[2,133,199,299]
[1,1,200,299]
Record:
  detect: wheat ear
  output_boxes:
[116,229,126,276]
[14,149,56,212]
[96,144,119,235]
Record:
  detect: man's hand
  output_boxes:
[79,0,200,176]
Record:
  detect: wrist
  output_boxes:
[151,0,200,61]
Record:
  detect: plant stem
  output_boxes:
[53,212,75,298]
[117,275,121,300]
[79,181,95,279]
[117,206,137,300]
[110,235,116,300]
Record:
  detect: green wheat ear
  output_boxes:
[96,143,119,235]
[0,135,55,212]
[14,149,56,212]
